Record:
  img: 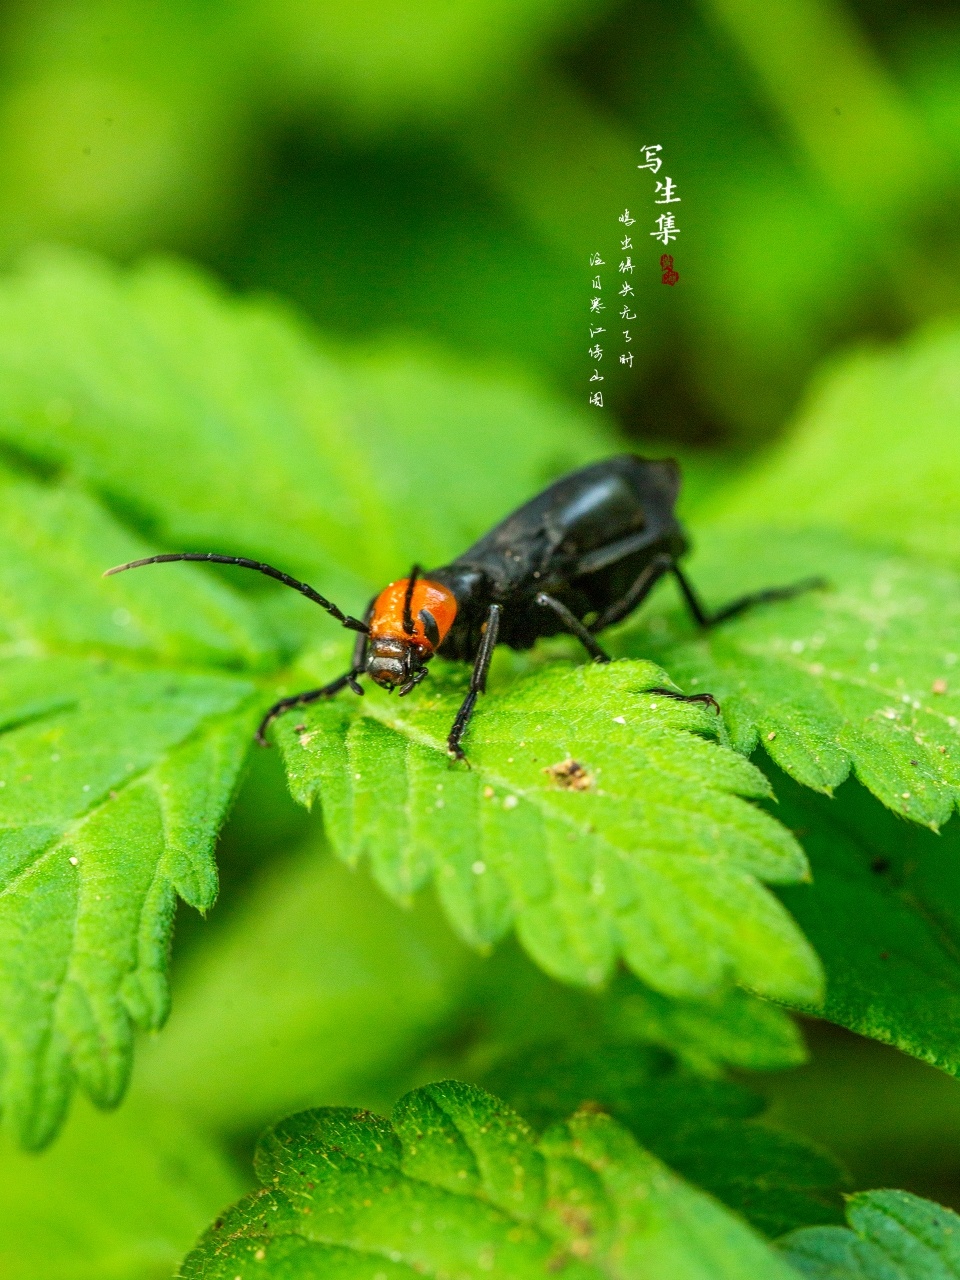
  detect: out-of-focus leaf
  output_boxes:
[707,324,960,570]
[0,0,249,257]
[481,1042,846,1237]
[140,837,481,1133]
[768,768,960,1079]
[245,0,612,127]
[179,1080,798,1279]
[604,973,807,1074]
[0,1091,242,1280]
[0,248,610,604]
[617,529,960,828]
[703,0,948,225]
[280,658,821,1001]
[781,1189,960,1279]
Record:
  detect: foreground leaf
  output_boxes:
[179,1081,798,1279]
[0,471,267,1147]
[279,658,822,1002]
[781,1189,960,1279]
[619,529,960,828]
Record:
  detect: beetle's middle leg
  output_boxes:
[448,603,502,761]
[535,592,610,663]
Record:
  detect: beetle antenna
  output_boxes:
[402,564,421,635]
[103,553,370,632]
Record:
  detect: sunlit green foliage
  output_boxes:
[2,0,960,1273]
[180,1081,801,1279]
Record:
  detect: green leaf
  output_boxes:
[0,468,267,1148]
[466,957,807,1079]
[0,1091,243,1280]
[768,767,960,1078]
[603,972,807,1075]
[616,529,960,828]
[279,657,821,1003]
[0,248,816,1144]
[707,323,960,570]
[179,1080,799,1279]
[780,1189,960,1279]
[481,1042,846,1238]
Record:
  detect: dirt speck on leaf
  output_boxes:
[543,758,593,791]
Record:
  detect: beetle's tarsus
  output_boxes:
[647,686,721,714]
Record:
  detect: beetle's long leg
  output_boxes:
[671,566,828,629]
[447,603,502,762]
[587,554,674,633]
[257,603,372,745]
[535,592,610,663]
[103,553,369,633]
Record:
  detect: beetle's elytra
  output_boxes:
[105,455,823,760]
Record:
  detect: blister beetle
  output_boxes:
[105,455,823,759]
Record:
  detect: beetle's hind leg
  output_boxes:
[586,554,674,633]
[671,566,828,629]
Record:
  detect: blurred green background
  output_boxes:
[4,0,960,443]
[3,0,960,1274]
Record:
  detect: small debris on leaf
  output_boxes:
[543,757,594,791]
[933,678,948,695]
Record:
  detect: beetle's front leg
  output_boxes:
[256,669,364,745]
[447,603,501,762]
[257,603,372,745]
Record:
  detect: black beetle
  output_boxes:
[105,455,823,759]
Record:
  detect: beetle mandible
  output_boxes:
[105,455,823,760]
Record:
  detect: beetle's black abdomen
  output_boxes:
[429,455,687,658]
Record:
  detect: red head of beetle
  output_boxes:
[365,576,457,694]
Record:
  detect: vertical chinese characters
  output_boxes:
[587,251,606,405]
[586,144,684,404]
[638,144,681,285]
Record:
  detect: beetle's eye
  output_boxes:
[419,608,440,648]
